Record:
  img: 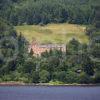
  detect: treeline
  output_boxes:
[0,0,99,25]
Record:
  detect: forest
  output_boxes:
[0,0,100,84]
[0,0,99,25]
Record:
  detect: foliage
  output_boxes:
[39,70,50,83]
[32,71,39,83]
[0,0,100,84]
[94,71,100,83]
[65,71,79,83]
[79,72,92,84]
[0,0,99,25]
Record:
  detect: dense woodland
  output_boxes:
[0,0,100,25]
[0,0,100,84]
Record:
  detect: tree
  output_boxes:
[67,38,80,54]
[94,71,100,83]
[56,71,66,82]
[0,0,97,25]
[32,71,39,83]
[39,70,50,83]
[66,71,79,83]
[23,59,36,74]
[79,72,92,84]
[82,54,94,76]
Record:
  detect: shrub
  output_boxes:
[39,70,50,83]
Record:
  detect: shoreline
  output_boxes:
[0,82,100,87]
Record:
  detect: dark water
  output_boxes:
[0,86,100,100]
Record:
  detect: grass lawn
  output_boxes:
[15,23,89,44]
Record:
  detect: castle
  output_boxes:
[28,40,66,56]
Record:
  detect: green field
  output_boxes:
[15,23,89,44]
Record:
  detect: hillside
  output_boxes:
[0,0,100,85]
[1,0,99,25]
[15,23,89,44]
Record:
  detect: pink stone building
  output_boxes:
[28,41,66,56]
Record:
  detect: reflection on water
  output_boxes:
[0,86,100,100]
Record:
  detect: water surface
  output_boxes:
[0,86,100,100]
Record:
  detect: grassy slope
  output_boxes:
[15,23,89,44]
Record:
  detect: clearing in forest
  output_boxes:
[15,23,88,44]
